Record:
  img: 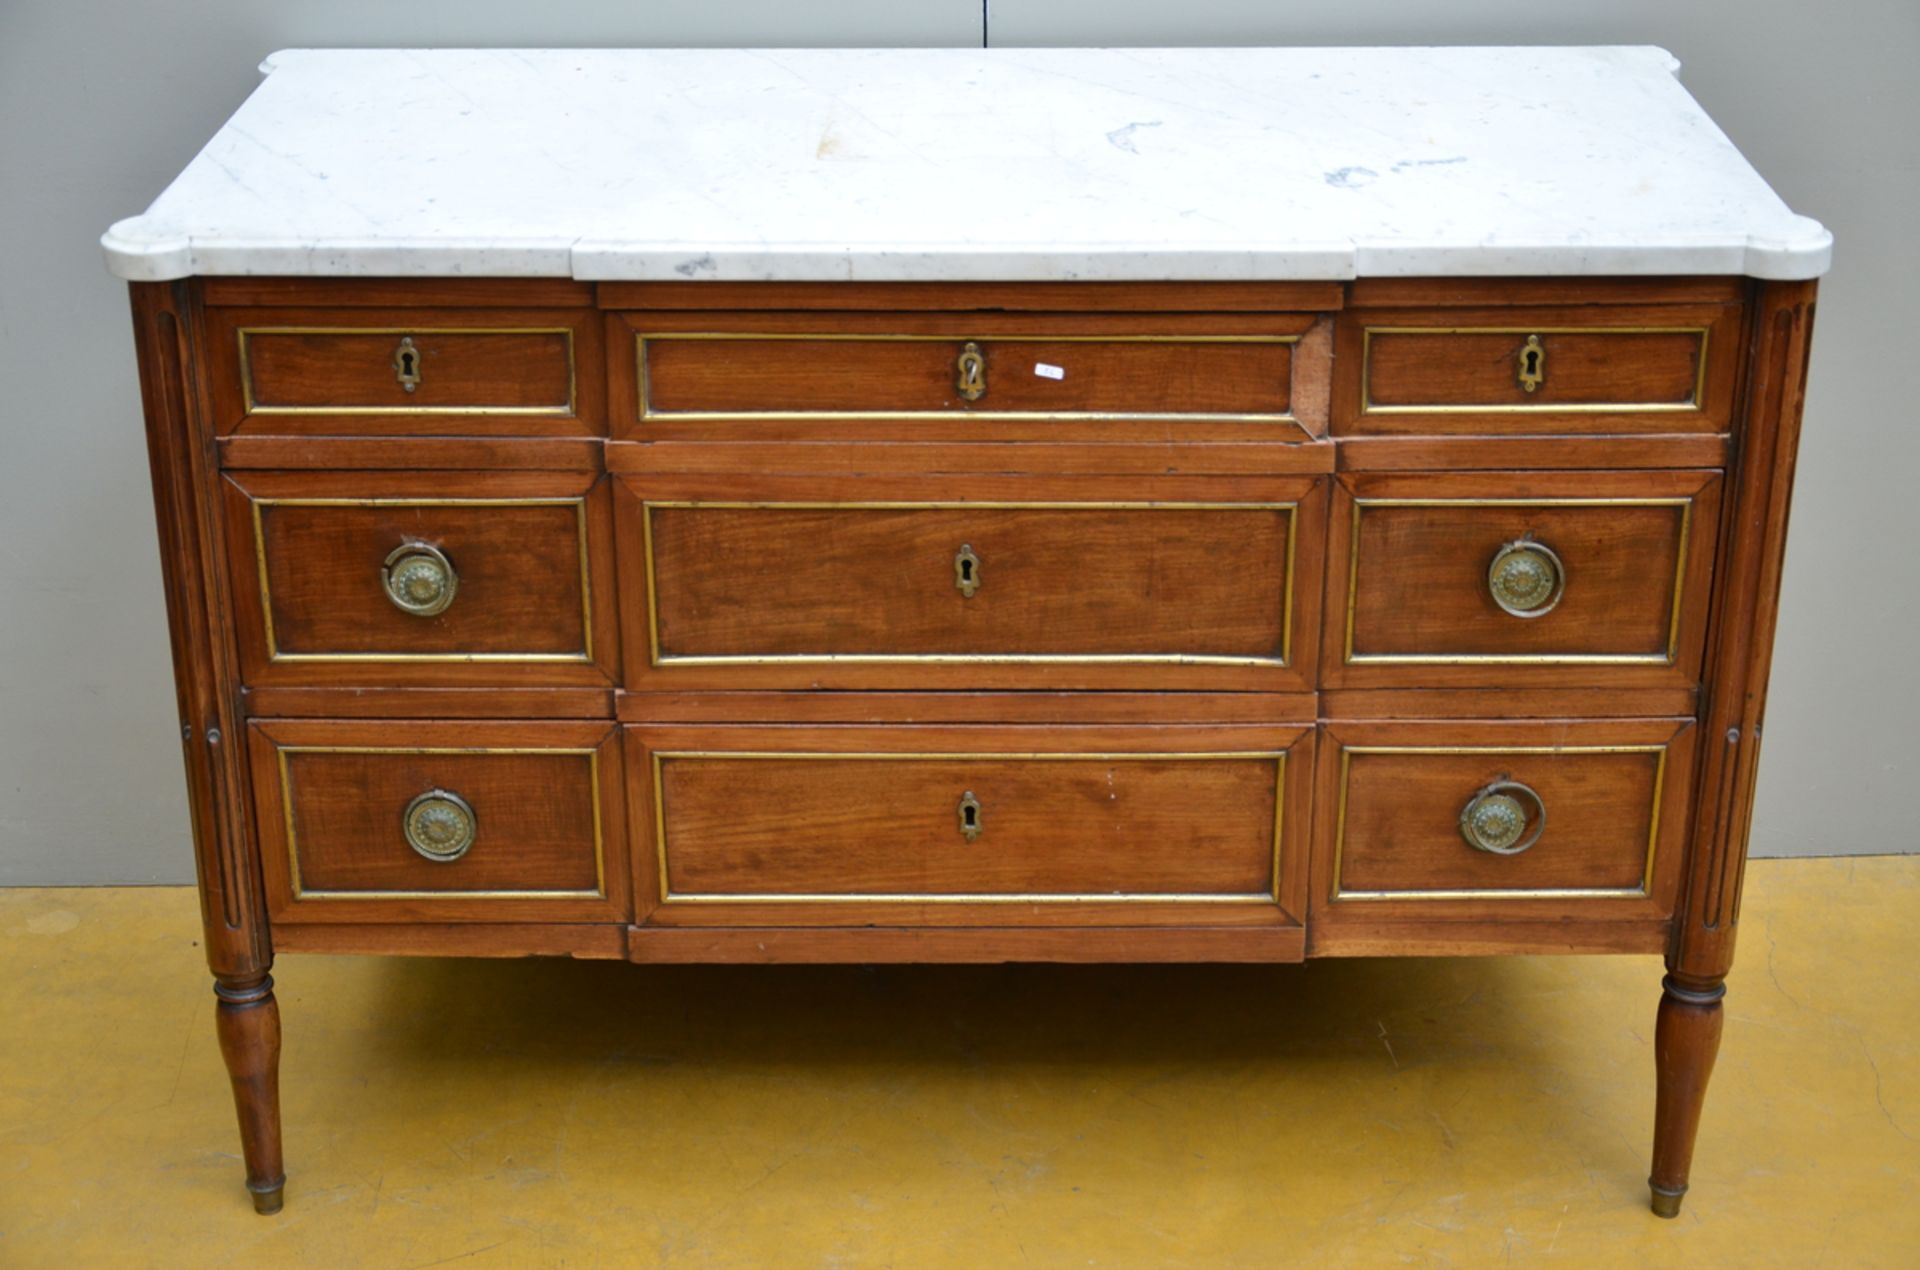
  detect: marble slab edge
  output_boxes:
[100,228,1833,284]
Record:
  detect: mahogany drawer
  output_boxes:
[1332,303,1744,434]
[609,310,1329,441]
[249,720,630,924]
[1313,718,1694,923]
[223,472,619,688]
[1325,471,1721,689]
[628,724,1313,930]
[206,306,604,435]
[617,475,1324,692]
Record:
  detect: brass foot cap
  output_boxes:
[1649,1184,1686,1219]
[249,1180,286,1215]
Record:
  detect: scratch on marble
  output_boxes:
[1325,166,1379,189]
[1105,121,1162,154]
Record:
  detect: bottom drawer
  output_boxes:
[250,720,630,923]
[629,724,1314,928]
[1314,718,1695,924]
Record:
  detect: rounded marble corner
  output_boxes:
[1744,215,1834,280]
[257,48,307,77]
[100,218,194,282]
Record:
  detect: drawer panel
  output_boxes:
[618,476,1324,691]
[1326,471,1721,688]
[250,720,629,923]
[1314,718,1694,920]
[223,472,619,688]
[207,307,603,435]
[611,311,1327,441]
[628,724,1313,928]
[1333,303,1743,434]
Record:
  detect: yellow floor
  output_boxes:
[2,857,1916,1267]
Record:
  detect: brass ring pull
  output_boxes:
[954,544,982,597]
[393,335,422,393]
[957,790,983,842]
[1516,333,1545,393]
[403,789,476,862]
[382,542,458,617]
[1487,535,1564,619]
[1459,777,1546,856]
[955,341,987,402]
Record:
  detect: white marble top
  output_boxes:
[102,46,1831,283]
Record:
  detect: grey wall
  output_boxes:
[1,2,1912,885]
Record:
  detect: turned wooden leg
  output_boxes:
[215,973,285,1214]
[1649,974,1725,1218]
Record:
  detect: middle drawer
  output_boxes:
[616,475,1325,692]
[628,723,1313,929]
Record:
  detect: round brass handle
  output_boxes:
[1487,536,1565,618]
[403,789,476,862]
[1459,778,1546,856]
[382,542,458,617]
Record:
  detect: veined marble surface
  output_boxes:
[101,46,1832,283]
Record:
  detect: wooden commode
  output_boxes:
[103,47,1831,1218]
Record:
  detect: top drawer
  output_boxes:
[206,307,605,435]
[1333,303,1745,435]
[610,311,1329,442]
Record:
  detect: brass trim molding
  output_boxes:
[237,325,578,416]
[642,501,1298,670]
[250,497,595,664]
[1342,497,1695,666]
[276,745,608,902]
[1358,325,1710,415]
[650,749,1289,906]
[634,330,1301,426]
[1328,744,1669,903]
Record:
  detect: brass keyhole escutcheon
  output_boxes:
[393,335,422,393]
[954,544,981,597]
[957,790,983,842]
[955,341,987,402]
[1516,333,1545,393]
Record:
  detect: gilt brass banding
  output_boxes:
[641,501,1297,670]
[251,497,594,664]
[1358,325,1710,414]
[1329,745,1667,902]
[237,326,577,416]
[634,331,1303,428]
[1344,497,1692,665]
[651,751,1288,905]
[277,746,607,901]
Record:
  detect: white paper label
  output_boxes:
[1033,362,1066,380]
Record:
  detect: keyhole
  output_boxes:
[958,790,983,841]
[1517,333,1546,393]
[394,336,422,393]
[954,544,982,597]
